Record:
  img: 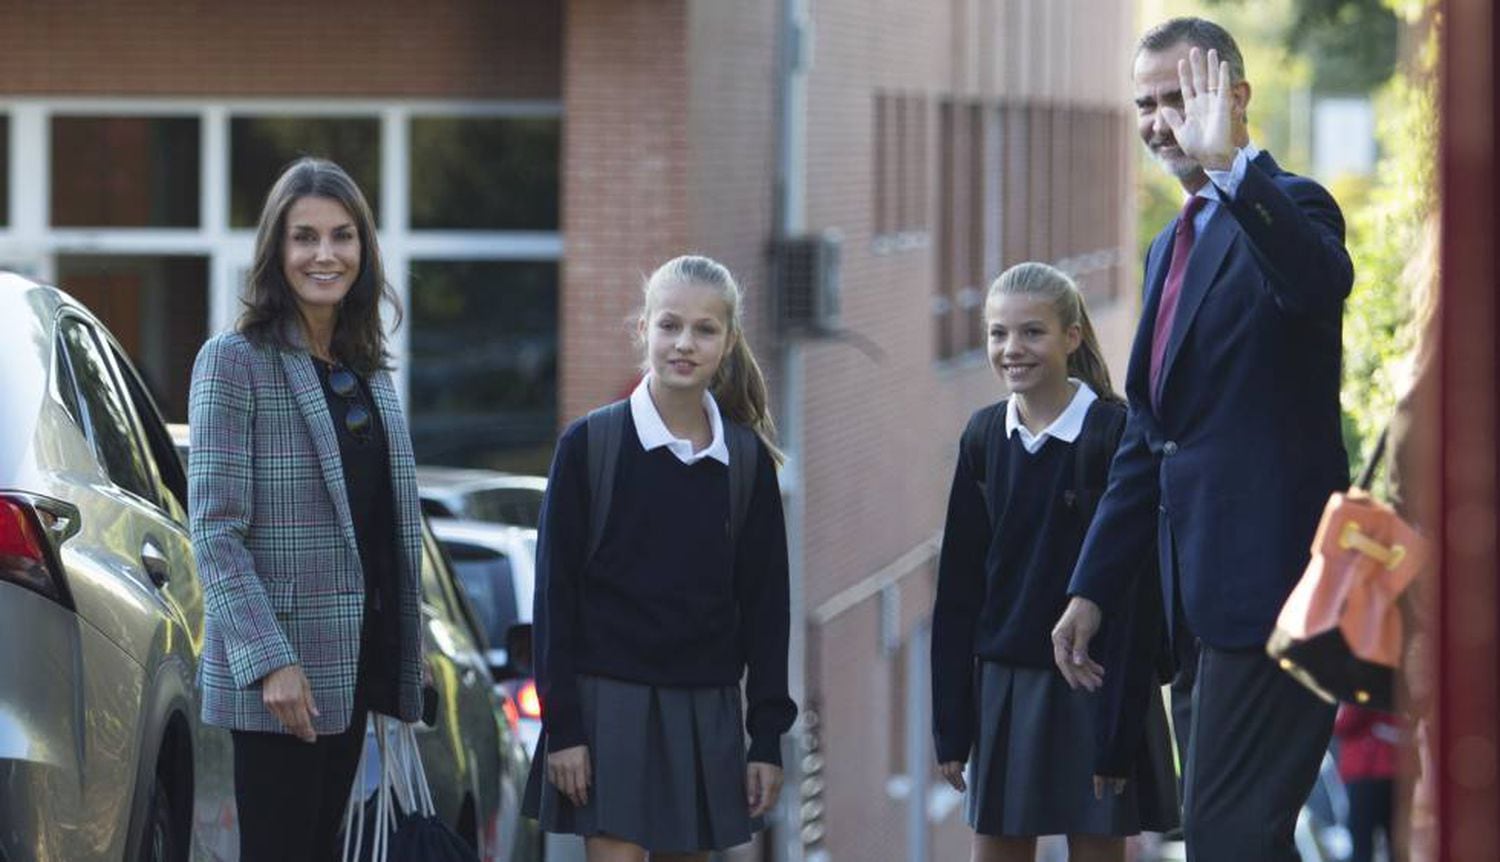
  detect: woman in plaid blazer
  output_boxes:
[188,158,423,862]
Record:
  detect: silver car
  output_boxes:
[407,518,541,860]
[416,467,547,530]
[428,518,542,756]
[0,273,212,862]
[0,272,537,862]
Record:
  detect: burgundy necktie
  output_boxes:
[1149,194,1209,411]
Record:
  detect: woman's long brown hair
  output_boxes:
[238,157,399,374]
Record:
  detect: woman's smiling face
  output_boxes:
[282,195,361,316]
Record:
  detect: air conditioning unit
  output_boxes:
[772,231,842,335]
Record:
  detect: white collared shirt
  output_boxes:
[1004,379,1098,454]
[629,376,731,466]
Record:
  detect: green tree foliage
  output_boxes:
[1206,0,1400,92]
[1338,8,1436,470]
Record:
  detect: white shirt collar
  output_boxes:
[1004,380,1098,454]
[628,376,731,466]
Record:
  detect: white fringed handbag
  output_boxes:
[341,715,478,862]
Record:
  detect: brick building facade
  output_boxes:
[0,2,1140,860]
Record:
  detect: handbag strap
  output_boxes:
[342,715,374,862]
[1355,427,1390,491]
[339,716,441,862]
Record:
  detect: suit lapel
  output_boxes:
[1156,203,1236,400]
[281,350,360,554]
[370,372,423,593]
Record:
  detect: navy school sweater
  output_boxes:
[930,398,1166,777]
[533,412,797,765]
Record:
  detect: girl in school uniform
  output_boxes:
[523,255,797,861]
[931,262,1178,862]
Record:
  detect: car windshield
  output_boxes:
[446,543,519,646]
[464,487,543,528]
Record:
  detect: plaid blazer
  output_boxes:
[188,331,423,733]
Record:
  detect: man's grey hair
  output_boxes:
[1137,17,1246,84]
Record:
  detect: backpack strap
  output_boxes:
[725,421,759,548]
[960,401,1007,528]
[1071,400,1126,523]
[584,400,630,567]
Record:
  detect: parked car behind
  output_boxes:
[416,466,547,529]
[0,273,210,862]
[427,518,542,755]
[399,518,540,860]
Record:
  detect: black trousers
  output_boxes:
[1181,645,1336,861]
[232,683,370,862]
[1346,778,1395,862]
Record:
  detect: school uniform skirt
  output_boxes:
[522,674,762,852]
[966,661,1179,837]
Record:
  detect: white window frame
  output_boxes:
[0,96,564,403]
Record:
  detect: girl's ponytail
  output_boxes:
[990,262,1124,405]
[644,255,786,464]
[1068,302,1122,405]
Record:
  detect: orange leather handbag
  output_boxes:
[1267,431,1430,712]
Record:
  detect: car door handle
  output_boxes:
[141,539,170,588]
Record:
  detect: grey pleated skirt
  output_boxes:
[967,661,1179,837]
[522,674,763,852]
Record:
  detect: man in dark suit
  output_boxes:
[1050,17,1353,861]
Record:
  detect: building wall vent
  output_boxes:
[772,231,842,335]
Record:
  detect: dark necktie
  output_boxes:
[1149,194,1209,411]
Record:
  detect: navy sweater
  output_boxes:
[534,413,797,765]
[931,399,1165,777]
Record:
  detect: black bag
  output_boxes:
[341,716,479,862]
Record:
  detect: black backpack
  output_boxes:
[582,400,760,565]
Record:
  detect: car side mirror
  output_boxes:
[491,623,533,681]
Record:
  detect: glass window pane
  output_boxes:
[230,117,380,228]
[450,550,518,646]
[57,255,209,423]
[57,318,156,502]
[0,115,9,227]
[51,116,200,228]
[465,488,543,528]
[409,260,557,473]
[409,116,560,230]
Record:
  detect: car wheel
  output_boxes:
[137,777,179,862]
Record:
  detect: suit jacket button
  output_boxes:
[1163,441,1179,456]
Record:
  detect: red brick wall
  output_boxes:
[685,1,781,395]
[0,1,559,98]
[558,0,694,420]
[557,0,779,424]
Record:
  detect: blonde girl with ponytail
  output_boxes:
[931,262,1177,862]
[639,254,784,463]
[524,255,796,862]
